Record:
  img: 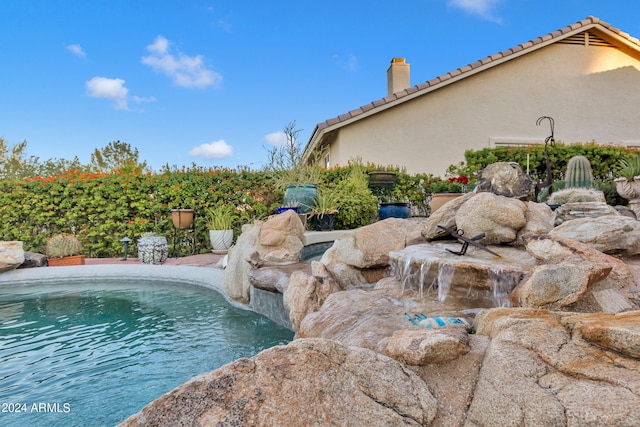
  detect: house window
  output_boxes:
[324,153,330,169]
[489,137,542,147]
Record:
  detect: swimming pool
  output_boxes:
[0,279,294,427]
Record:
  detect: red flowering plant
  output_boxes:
[424,175,469,194]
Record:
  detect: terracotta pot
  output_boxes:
[429,193,463,213]
[171,209,194,229]
[48,255,86,267]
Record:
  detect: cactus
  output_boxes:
[565,155,594,188]
[45,233,83,258]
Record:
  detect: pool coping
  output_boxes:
[0,264,251,312]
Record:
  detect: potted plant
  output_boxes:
[137,232,168,264]
[265,121,321,215]
[428,176,468,213]
[309,189,339,231]
[367,170,398,190]
[614,155,640,216]
[171,208,195,230]
[46,233,85,266]
[205,204,234,252]
[276,172,320,216]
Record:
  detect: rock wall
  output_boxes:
[125,186,640,426]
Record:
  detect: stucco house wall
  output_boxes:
[305,18,640,176]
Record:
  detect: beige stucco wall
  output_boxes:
[326,42,640,175]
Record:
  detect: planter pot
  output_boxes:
[209,229,233,252]
[614,176,640,217]
[284,184,317,215]
[47,255,85,267]
[277,206,299,214]
[379,202,410,220]
[314,213,336,231]
[171,209,194,230]
[367,171,397,189]
[429,193,463,213]
[138,236,168,265]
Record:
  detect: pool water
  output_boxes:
[0,281,294,427]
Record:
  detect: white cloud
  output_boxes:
[188,140,233,159]
[66,43,86,57]
[132,95,157,103]
[264,131,287,147]
[217,19,233,32]
[141,35,222,89]
[85,76,129,110]
[332,53,359,72]
[448,0,503,23]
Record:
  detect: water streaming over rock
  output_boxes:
[389,243,538,311]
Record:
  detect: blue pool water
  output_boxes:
[0,281,294,427]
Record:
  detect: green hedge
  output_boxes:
[1,167,274,257]
[3,144,629,258]
[461,142,637,181]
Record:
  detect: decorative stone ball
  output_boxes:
[138,236,168,265]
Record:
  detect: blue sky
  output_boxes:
[1,0,639,172]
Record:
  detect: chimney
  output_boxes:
[387,57,410,96]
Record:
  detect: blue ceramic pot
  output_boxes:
[378,202,410,220]
[284,184,317,215]
[277,206,299,214]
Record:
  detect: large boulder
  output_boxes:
[298,287,412,353]
[522,234,639,312]
[223,211,306,304]
[255,210,305,265]
[421,192,476,240]
[476,162,533,199]
[223,222,262,303]
[322,218,425,289]
[516,201,554,244]
[119,338,438,427]
[512,261,611,309]
[467,308,640,427]
[0,241,25,273]
[17,251,48,269]
[385,327,470,365]
[248,262,310,293]
[552,201,617,226]
[455,192,528,245]
[550,215,640,256]
[283,265,342,332]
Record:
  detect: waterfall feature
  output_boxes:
[389,243,537,310]
[437,264,455,302]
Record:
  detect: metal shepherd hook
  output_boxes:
[535,116,556,200]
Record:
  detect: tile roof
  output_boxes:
[308,16,640,140]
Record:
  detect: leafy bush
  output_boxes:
[2,142,629,258]
[463,142,637,182]
[332,165,378,230]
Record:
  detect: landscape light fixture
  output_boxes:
[120,236,132,261]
